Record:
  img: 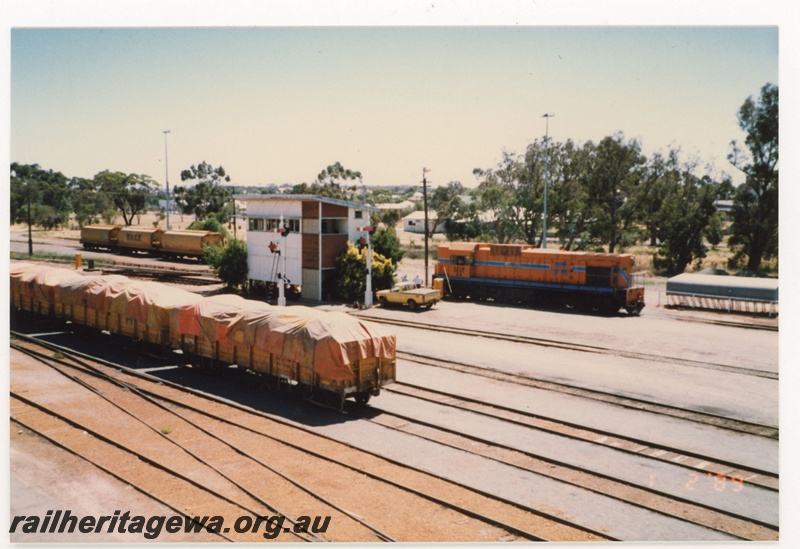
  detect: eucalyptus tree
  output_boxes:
[582,133,649,252]
[69,176,114,227]
[93,170,157,226]
[10,163,72,230]
[429,181,484,241]
[176,161,232,221]
[473,151,523,244]
[727,83,779,272]
[316,161,362,200]
[653,168,722,276]
[546,139,598,250]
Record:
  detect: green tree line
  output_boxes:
[430,84,778,276]
[11,84,777,276]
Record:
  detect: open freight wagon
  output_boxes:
[10,263,396,407]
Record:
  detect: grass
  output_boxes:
[11,250,115,267]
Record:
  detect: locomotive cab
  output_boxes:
[438,242,477,279]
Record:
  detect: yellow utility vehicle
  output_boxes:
[377,281,442,310]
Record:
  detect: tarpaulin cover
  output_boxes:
[226,306,397,381]
[11,262,397,382]
[170,294,272,343]
[55,274,135,308]
[10,263,49,296]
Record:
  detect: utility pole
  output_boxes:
[27,178,33,256]
[163,130,171,230]
[422,167,431,286]
[542,113,554,248]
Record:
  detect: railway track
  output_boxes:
[396,351,778,437]
[344,350,779,540]
[355,389,778,541]
[10,341,384,542]
[10,331,604,542]
[353,314,778,381]
[11,327,778,541]
[96,265,220,287]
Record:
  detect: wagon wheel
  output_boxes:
[355,392,371,406]
[407,300,419,311]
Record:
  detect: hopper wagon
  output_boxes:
[80,224,224,261]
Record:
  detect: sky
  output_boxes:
[6,9,785,192]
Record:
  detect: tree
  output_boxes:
[370,227,404,265]
[474,154,524,244]
[429,181,481,241]
[332,242,395,303]
[727,83,779,272]
[638,149,683,247]
[653,171,721,276]
[316,161,362,200]
[583,134,649,252]
[291,162,363,200]
[10,163,72,229]
[548,140,598,250]
[203,238,248,289]
[69,176,114,227]
[93,170,157,225]
[372,207,406,230]
[187,214,231,240]
[176,161,232,221]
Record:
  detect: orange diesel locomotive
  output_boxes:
[433,243,645,314]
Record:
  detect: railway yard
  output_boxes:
[7,239,782,544]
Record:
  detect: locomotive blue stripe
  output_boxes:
[443,275,617,294]
[474,260,551,270]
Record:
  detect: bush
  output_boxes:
[370,228,404,264]
[203,238,248,289]
[188,215,231,240]
[333,241,396,303]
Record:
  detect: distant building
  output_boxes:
[714,199,734,215]
[234,194,378,301]
[157,199,176,212]
[402,210,444,234]
[375,200,415,212]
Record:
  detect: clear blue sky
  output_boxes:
[5,7,786,192]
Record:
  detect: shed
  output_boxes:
[402,210,443,234]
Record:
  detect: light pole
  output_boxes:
[541,113,554,248]
[163,130,171,230]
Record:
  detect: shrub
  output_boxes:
[203,238,248,289]
[333,241,396,303]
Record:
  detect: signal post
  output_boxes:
[357,226,375,308]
